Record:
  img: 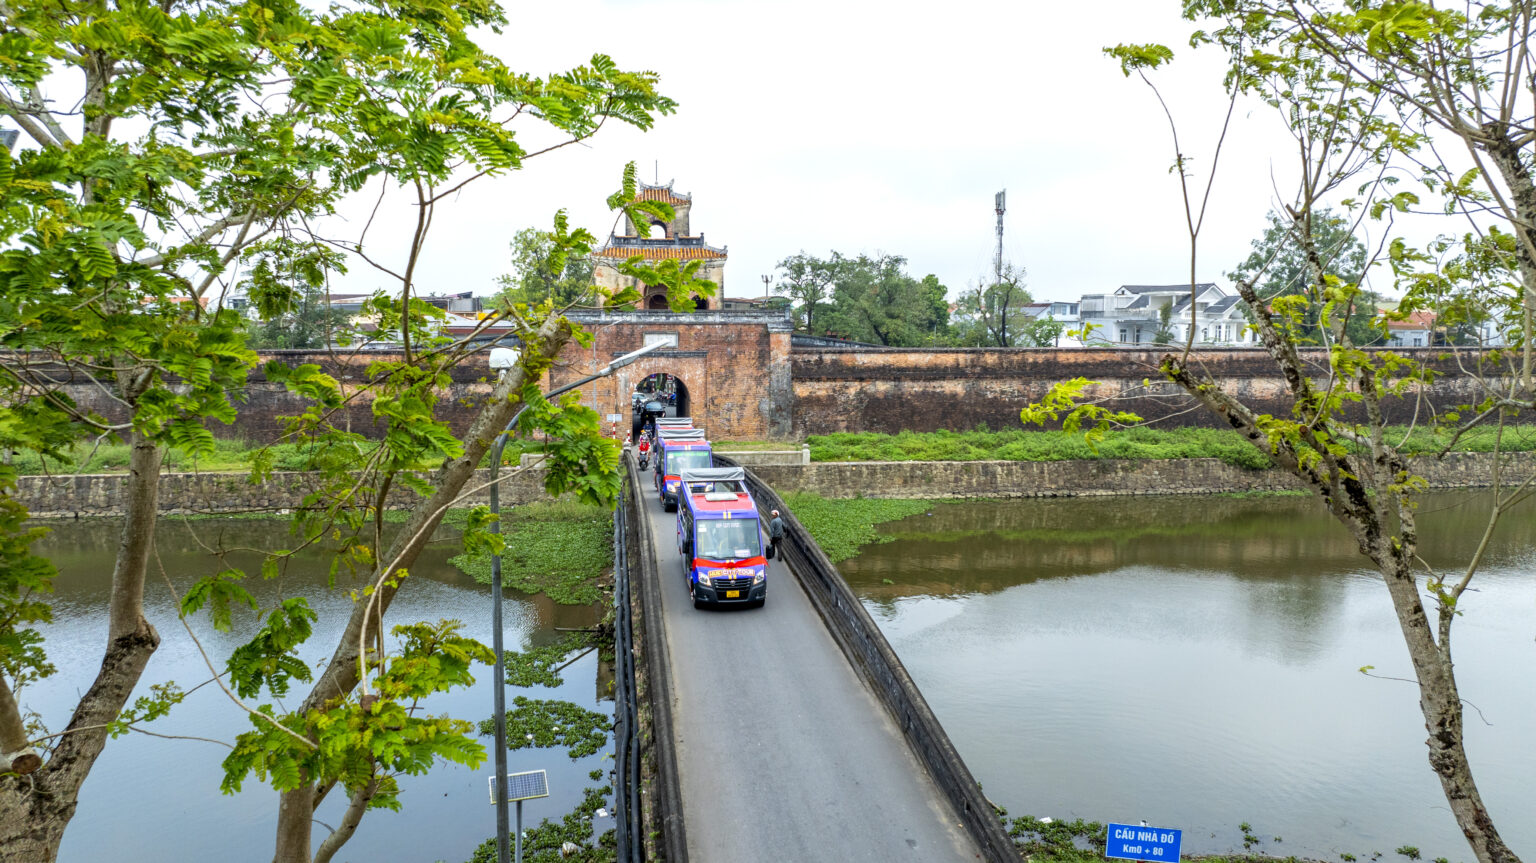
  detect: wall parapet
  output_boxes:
[745,451,1536,499]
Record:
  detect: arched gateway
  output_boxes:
[545,309,793,441]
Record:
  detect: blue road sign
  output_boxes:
[1106,823,1182,863]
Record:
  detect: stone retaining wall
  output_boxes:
[714,448,810,466]
[19,450,1529,516]
[747,451,1536,499]
[17,467,552,518]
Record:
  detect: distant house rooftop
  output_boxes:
[1118,283,1220,294]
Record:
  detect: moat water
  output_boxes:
[26,517,605,863]
[23,491,1536,862]
[840,490,1536,862]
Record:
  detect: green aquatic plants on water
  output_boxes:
[1008,816,1373,863]
[450,499,613,605]
[464,783,616,863]
[478,696,609,760]
[473,636,616,860]
[779,492,939,562]
[499,633,594,688]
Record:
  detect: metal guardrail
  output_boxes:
[716,454,1023,863]
[619,452,688,861]
[612,491,639,862]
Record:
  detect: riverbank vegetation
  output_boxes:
[779,492,939,562]
[1006,816,1424,863]
[448,499,613,605]
[12,423,1530,477]
[805,425,1536,469]
[6,437,553,475]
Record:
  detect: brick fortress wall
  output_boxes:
[17,331,1497,444]
[790,346,1490,436]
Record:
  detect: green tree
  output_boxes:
[243,239,353,349]
[773,251,837,334]
[1151,303,1177,346]
[1085,5,1536,863]
[0,0,676,858]
[817,252,950,346]
[952,263,1061,347]
[493,226,599,307]
[1231,208,1381,345]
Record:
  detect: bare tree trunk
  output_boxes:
[271,314,576,863]
[0,430,162,863]
[1484,136,1536,396]
[1376,550,1518,863]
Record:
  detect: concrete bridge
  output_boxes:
[620,453,1018,862]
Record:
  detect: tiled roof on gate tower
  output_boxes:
[593,235,727,261]
[634,181,691,208]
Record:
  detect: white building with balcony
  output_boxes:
[1069,283,1256,347]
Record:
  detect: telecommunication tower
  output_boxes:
[993,189,1006,287]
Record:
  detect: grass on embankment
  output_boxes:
[8,436,553,475]
[805,424,1536,470]
[16,424,1532,475]
[448,498,613,605]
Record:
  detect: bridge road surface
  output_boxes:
[640,467,981,862]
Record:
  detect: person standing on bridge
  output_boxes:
[767,509,784,561]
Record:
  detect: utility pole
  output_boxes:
[994,189,1006,288]
[762,274,770,300]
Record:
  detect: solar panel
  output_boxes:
[488,769,550,804]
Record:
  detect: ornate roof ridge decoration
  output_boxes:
[635,179,691,207]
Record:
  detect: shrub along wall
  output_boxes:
[747,451,1536,499]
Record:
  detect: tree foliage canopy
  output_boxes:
[493,226,600,308]
[0,0,677,858]
[950,263,1063,347]
[774,251,949,346]
[1230,208,1382,345]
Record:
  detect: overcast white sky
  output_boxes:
[326,0,1446,305]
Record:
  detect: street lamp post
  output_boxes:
[487,340,665,863]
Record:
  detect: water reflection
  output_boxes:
[843,490,1536,861]
[25,516,606,863]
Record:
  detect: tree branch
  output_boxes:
[136,210,259,270]
[311,776,380,863]
[0,674,41,774]
[0,89,62,150]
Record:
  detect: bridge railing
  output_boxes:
[612,479,639,861]
[619,451,689,861]
[716,454,1023,863]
